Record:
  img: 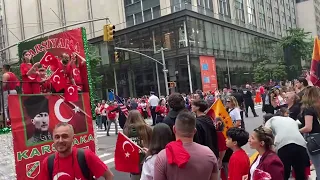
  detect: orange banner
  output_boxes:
[199,56,218,92]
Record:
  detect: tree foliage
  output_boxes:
[253,60,287,83]
[87,44,102,101]
[279,28,313,79]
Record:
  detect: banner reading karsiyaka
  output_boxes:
[17,28,89,94]
[8,93,94,180]
[199,56,218,92]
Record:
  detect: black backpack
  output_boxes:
[48,148,93,180]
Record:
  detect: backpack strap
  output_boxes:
[47,153,55,180]
[77,148,91,180]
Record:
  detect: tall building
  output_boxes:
[296,0,320,36]
[0,0,297,97]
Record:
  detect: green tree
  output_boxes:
[279,28,313,79]
[253,60,287,83]
[87,44,102,102]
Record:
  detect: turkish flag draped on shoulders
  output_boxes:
[310,36,320,86]
[206,99,233,137]
[64,84,78,102]
[39,51,60,68]
[50,69,67,92]
[115,132,141,173]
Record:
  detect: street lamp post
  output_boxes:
[115,47,169,96]
[160,47,169,96]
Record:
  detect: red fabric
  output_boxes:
[106,105,117,119]
[38,147,108,180]
[292,166,310,178]
[71,66,83,91]
[20,63,41,94]
[115,132,140,173]
[155,105,168,115]
[228,149,250,180]
[50,69,67,92]
[39,51,60,68]
[64,84,78,102]
[253,169,272,180]
[217,132,228,152]
[165,140,190,168]
[41,80,51,93]
[79,62,89,92]
[3,72,19,91]
[249,150,284,180]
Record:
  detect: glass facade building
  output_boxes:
[89,10,279,98]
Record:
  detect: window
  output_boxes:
[235,0,245,22]
[276,21,281,35]
[219,0,231,16]
[268,17,274,32]
[135,12,143,24]
[247,0,256,25]
[153,6,160,19]
[144,9,152,21]
[258,0,266,29]
[126,15,134,27]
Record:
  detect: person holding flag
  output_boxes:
[122,110,152,180]
[20,50,41,94]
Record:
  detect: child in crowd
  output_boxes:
[226,127,250,180]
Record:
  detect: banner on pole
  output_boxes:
[199,56,218,92]
[8,93,94,180]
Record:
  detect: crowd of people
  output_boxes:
[91,72,320,180]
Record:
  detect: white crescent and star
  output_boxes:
[53,172,70,180]
[54,98,73,123]
[28,76,35,80]
[122,141,135,158]
[45,54,52,62]
[73,68,79,76]
[67,86,75,95]
[53,75,60,84]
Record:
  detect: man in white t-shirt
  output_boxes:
[148,91,159,125]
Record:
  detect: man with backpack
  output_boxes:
[38,122,114,180]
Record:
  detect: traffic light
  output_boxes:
[115,51,119,62]
[103,24,115,42]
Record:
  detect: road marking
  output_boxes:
[98,153,111,158]
[103,158,114,164]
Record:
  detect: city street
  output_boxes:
[95,104,270,179]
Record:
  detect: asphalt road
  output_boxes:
[95,104,265,179]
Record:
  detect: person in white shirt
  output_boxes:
[226,96,242,128]
[141,123,172,180]
[148,92,159,125]
[265,115,309,180]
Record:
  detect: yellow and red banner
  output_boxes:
[199,56,218,92]
[310,36,320,86]
[206,99,232,137]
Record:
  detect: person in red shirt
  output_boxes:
[106,101,119,136]
[155,99,168,123]
[2,64,19,124]
[215,117,228,180]
[38,122,114,180]
[70,52,86,92]
[20,50,41,94]
[38,68,50,93]
[225,127,250,180]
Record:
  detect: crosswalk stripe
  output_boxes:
[103,158,114,164]
[98,153,111,158]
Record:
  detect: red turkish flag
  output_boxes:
[39,51,60,68]
[115,132,141,173]
[64,84,78,102]
[50,69,67,92]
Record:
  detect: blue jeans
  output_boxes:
[308,148,320,178]
[96,115,102,129]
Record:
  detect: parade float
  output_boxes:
[0,27,97,180]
